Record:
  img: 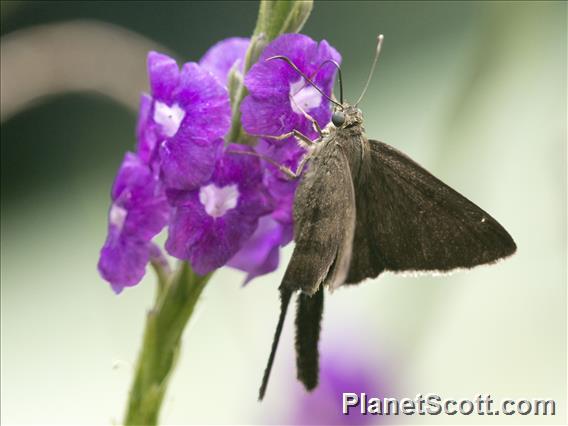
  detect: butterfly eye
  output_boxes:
[331,111,345,127]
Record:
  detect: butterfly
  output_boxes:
[256,35,516,400]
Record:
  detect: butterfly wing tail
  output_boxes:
[295,285,324,391]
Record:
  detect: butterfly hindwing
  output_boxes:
[347,139,516,283]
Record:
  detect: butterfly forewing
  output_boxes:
[346,139,516,283]
[281,140,357,295]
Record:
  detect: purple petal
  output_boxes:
[147,51,181,101]
[213,144,266,191]
[227,215,292,283]
[199,37,250,85]
[159,62,231,190]
[160,136,223,191]
[111,153,169,240]
[177,62,231,140]
[166,192,268,276]
[241,96,300,137]
[98,231,150,294]
[136,94,159,166]
[164,192,209,269]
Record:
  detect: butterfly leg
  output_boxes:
[253,129,317,147]
[270,151,312,180]
[227,149,311,180]
[289,95,324,138]
[288,152,311,179]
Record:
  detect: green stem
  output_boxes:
[123,263,212,426]
[149,259,169,299]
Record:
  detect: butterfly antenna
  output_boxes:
[310,59,344,105]
[355,34,384,106]
[266,55,343,109]
[258,288,293,400]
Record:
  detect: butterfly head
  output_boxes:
[331,104,363,129]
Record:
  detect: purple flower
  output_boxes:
[226,136,304,283]
[147,52,231,190]
[98,152,169,293]
[227,215,293,284]
[289,340,394,425]
[99,51,232,292]
[241,34,341,139]
[199,37,250,86]
[165,144,272,276]
[99,35,345,290]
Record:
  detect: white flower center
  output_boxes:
[289,79,322,114]
[153,101,185,137]
[109,204,127,230]
[199,184,239,218]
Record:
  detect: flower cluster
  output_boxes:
[98,34,340,293]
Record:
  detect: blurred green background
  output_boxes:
[1,1,566,424]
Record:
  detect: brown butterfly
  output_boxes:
[256,35,516,400]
